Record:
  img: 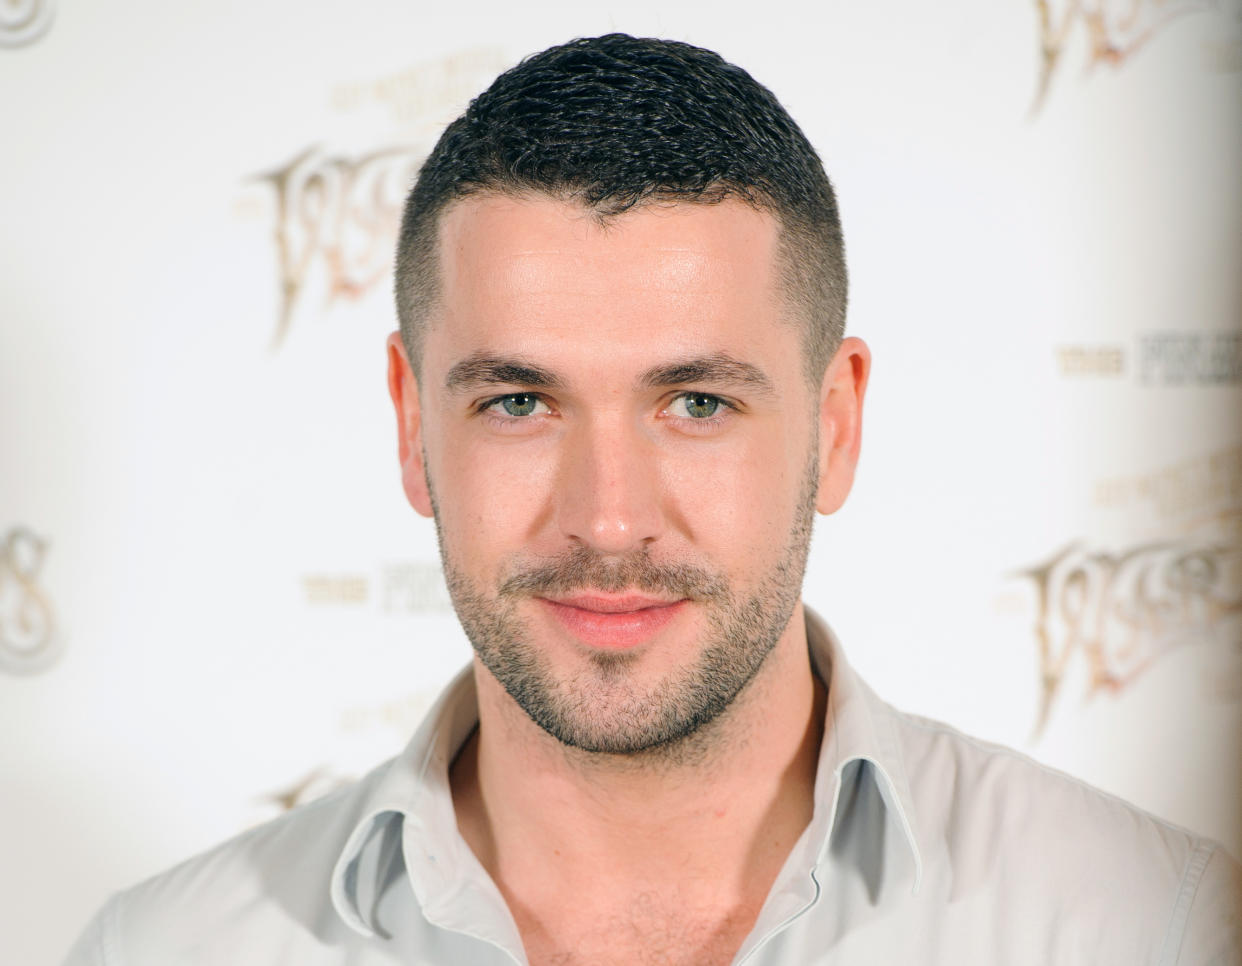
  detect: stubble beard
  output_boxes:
[432,450,818,759]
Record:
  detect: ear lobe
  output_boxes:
[815,336,871,515]
[386,331,434,518]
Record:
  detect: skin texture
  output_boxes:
[387,195,869,965]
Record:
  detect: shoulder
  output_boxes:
[886,704,1242,961]
[892,705,1197,860]
[63,758,398,966]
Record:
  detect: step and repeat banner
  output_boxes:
[3,1,1240,963]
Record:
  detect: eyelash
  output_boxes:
[475,391,736,432]
[664,392,734,431]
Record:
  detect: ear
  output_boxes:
[386,331,434,518]
[815,336,871,515]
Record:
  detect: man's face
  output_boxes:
[389,194,861,755]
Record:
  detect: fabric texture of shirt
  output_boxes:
[65,611,1242,965]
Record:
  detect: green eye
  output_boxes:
[499,393,541,417]
[679,393,720,419]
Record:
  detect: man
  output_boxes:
[67,33,1239,966]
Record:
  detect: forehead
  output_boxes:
[438,191,780,278]
[425,194,792,377]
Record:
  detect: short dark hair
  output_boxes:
[395,33,847,383]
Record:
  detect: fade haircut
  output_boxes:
[395,33,847,384]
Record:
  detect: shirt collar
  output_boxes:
[329,666,526,952]
[803,608,924,893]
[330,607,924,943]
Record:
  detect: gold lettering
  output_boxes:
[0,527,60,675]
[1016,536,1242,736]
[255,146,422,349]
[1031,0,1217,112]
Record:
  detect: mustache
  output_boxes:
[497,546,729,601]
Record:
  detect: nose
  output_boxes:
[554,416,665,555]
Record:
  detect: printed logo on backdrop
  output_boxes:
[0,526,62,675]
[1030,0,1234,112]
[1054,332,1242,384]
[1019,533,1241,735]
[244,49,508,350]
[1016,444,1242,735]
[1139,332,1242,385]
[0,0,55,49]
[300,561,453,614]
[255,145,423,350]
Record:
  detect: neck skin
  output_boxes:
[449,602,826,944]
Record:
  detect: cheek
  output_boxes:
[434,435,561,559]
[662,430,808,560]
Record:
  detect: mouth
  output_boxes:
[535,594,689,650]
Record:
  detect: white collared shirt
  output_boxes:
[65,612,1242,964]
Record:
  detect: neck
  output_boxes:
[450,605,826,916]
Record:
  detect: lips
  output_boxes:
[536,594,687,650]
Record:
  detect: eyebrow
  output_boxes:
[639,353,776,397]
[444,354,566,393]
[443,350,776,398]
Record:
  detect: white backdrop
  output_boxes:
[3,2,1241,963]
